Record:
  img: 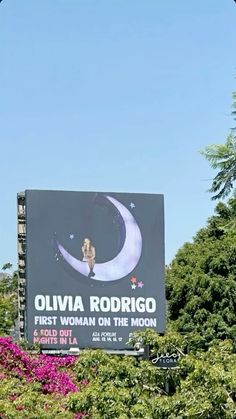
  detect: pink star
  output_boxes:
[137,281,144,288]
[130,277,137,283]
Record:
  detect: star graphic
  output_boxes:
[129,202,135,209]
[69,234,74,239]
[131,284,136,290]
[130,277,137,283]
[137,281,144,288]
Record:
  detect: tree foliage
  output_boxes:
[202,89,236,200]
[0,333,235,418]
[232,90,236,121]
[202,134,236,200]
[67,336,236,418]
[0,265,18,335]
[166,198,236,350]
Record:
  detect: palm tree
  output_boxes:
[202,86,236,200]
[202,134,236,200]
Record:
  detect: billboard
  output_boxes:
[25,190,165,350]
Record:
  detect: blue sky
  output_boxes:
[1,0,236,268]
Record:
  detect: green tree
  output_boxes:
[0,264,18,335]
[202,134,236,200]
[232,89,236,121]
[166,198,236,349]
[202,89,236,200]
[66,334,236,418]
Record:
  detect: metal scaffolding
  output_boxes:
[17,192,26,339]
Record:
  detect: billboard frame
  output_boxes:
[17,189,166,353]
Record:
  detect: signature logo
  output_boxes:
[151,352,180,366]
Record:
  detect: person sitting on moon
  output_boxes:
[82,238,96,278]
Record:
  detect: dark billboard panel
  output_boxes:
[25,190,165,350]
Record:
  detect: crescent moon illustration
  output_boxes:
[56,195,142,282]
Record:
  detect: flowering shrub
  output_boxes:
[1,334,236,418]
[0,378,75,419]
[0,337,77,395]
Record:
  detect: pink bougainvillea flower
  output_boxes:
[0,337,79,395]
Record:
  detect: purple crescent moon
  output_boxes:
[57,195,142,281]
